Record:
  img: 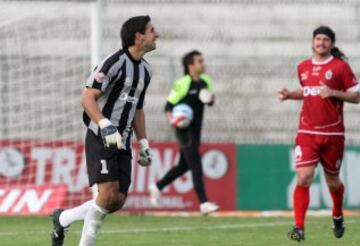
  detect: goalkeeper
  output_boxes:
[51,15,158,246]
[149,50,219,214]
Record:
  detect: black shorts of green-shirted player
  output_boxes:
[51,16,159,246]
[149,50,219,215]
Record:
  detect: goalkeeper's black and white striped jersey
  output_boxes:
[83,49,151,149]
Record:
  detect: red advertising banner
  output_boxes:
[0,184,67,215]
[0,140,236,214]
[128,142,237,212]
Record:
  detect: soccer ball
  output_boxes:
[171,103,193,128]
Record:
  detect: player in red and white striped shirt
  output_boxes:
[278,26,360,242]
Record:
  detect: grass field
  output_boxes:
[0,214,359,245]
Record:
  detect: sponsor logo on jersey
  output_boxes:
[312,66,322,76]
[301,72,309,81]
[303,86,322,97]
[95,72,106,83]
[325,70,333,80]
[119,93,139,103]
[189,89,198,95]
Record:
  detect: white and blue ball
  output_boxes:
[172,103,193,128]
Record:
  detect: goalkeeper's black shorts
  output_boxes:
[85,130,132,195]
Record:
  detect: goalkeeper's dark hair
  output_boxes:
[121,15,151,49]
[313,25,347,60]
[182,50,202,75]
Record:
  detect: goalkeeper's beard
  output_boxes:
[144,42,156,53]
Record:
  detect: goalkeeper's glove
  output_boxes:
[199,89,215,105]
[138,139,152,167]
[98,118,124,149]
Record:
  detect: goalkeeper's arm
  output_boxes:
[81,88,123,149]
[133,109,152,166]
[81,88,104,123]
[133,108,147,141]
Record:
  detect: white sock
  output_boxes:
[59,200,94,228]
[79,202,108,246]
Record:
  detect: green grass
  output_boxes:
[0,215,359,245]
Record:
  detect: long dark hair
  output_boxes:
[331,47,347,61]
[313,25,347,60]
[182,50,202,75]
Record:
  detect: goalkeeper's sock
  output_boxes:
[79,202,108,246]
[59,200,93,228]
[293,185,310,229]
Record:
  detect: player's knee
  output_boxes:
[117,193,127,209]
[101,190,126,213]
[297,174,313,187]
[327,182,341,190]
[96,181,127,212]
[326,175,341,190]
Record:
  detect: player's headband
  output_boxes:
[313,26,335,42]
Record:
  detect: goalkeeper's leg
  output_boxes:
[182,142,208,203]
[156,153,189,189]
[79,181,126,246]
[51,200,93,246]
[60,200,94,227]
[75,125,131,246]
[150,154,188,207]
